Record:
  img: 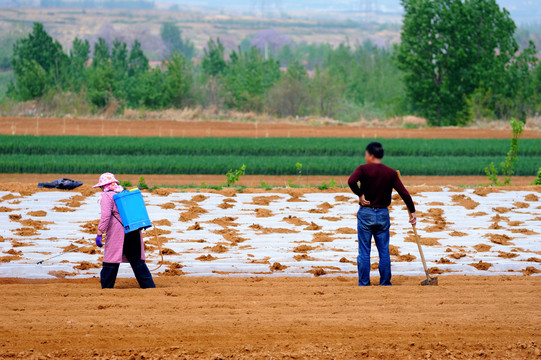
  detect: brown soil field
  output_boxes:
[0,174,537,187]
[0,276,539,359]
[2,117,541,138]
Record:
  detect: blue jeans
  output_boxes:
[357,207,391,286]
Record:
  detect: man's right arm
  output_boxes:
[348,166,363,198]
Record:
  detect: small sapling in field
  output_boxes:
[138,176,149,190]
[485,118,524,186]
[295,162,303,184]
[534,168,541,185]
[260,180,272,190]
[224,165,246,187]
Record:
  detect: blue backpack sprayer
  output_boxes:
[112,188,163,270]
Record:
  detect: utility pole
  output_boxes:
[361,0,376,31]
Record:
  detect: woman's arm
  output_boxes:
[97,193,114,235]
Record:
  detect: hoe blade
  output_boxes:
[421,276,438,286]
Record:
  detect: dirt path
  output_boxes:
[0,276,539,359]
[0,173,537,187]
[2,117,540,138]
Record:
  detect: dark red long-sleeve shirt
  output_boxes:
[348,163,415,213]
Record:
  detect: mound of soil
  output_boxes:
[294,254,317,261]
[48,270,76,278]
[396,254,417,262]
[0,255,22,262]
[429,267,445,274]
[321,216,342,221]
[522,267,541,275]
[470,261,493,271]
[254,208,273,217]
[13,227,38,236]
[252,226,299,234]
[207,216,239,228]
[304,222,322,231]
[270,262,287,271]
[486,233,514,245]
[153,219,172,227]
[161,262,185,276]
[251,195,282,206]
[339,257,356,264]
[209,244,229,253]
[293,245,316,253]
[218,201,235,209]
[498,252,519,259]
[335,227,356,234]
[160,202,175,209]
[308,267,327,276]
[195,254,217,261]
[80,219,100,234]
[404,235,441,246]
[282,216,309,226]
[191,195,209,203]
[389,245,400,256]
[187,222,202,230]
[212,229,247,245]
[312,232,335,243]
[8,214,21,221]
[61,195,86,208]
[160,248,178,255]
[178,206,207,222]
[473,244,492,252]
[52,206,76,212]
[449,231,467,237]
[436,257,455,264]
[451,194,479,209]
[20,219,53,230]
[73,261,100,270]
[27,210,47,217]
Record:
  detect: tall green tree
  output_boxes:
[220,47,281,111]
[396,0,518,125]
[127,40,149,77]
[67,37,90,92]
[10,22,67,100]
[265,59,309,117]
[202,38,227,78]
[164,51,193,108]
[160,22,195,60]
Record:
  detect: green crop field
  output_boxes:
[1,135,540,176]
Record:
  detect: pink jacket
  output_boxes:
[98,191,146,263]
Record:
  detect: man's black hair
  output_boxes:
[366,142,384,159]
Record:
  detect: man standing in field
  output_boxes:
[348,142,416,286]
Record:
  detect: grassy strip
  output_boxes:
[0,154,538,176]
[2,135,541,157]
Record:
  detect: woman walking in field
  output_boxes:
[94,173,155,289]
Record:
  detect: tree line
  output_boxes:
[5,0,541,126]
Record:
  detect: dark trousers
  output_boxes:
[100,231,156,289]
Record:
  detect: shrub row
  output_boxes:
[2,135,541,157]
[0,154,538,176]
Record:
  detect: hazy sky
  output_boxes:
[164,0,539,24]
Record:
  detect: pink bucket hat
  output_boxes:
[93,172,119,188]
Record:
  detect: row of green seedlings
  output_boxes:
[1,153,539,175]
[3,135,541,157]
[124,165,339,192]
